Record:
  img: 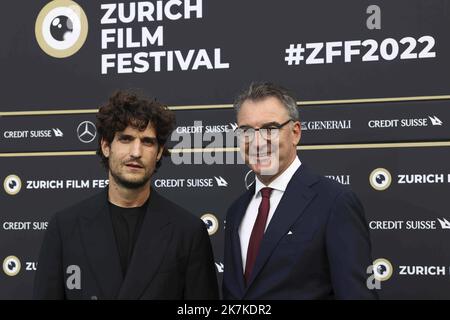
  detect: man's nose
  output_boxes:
[251,130,265,148]
[130,140,143,158]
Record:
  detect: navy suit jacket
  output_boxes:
[223,165,377,299]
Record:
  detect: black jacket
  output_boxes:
[34,189,219,300]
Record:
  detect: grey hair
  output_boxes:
[233,82,300,121]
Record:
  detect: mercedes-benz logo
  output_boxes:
[77,121,97,143]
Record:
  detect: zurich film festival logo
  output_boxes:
[367,258,393,289]
[372,258,393,282]
[369,168,392,191]
[3,256,21,276]
[201,213,219,236]
[35,0,88,58]
[3,175,22,195]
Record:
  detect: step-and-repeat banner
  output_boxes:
[1,0,450,299]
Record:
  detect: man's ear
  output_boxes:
[293,121,301,146]
[101,138,110,158]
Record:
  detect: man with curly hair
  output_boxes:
[34,91,219,300]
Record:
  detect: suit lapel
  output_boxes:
[245,165,319,290]
[117,190,172,299]
[79,190,123,299]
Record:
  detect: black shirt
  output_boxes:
[109,199,148,277]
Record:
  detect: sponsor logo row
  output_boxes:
[2,255,446,282]
[1,115,445,145]
[5,218,448,233]
[2,174,351,196]
[4,168,450,196]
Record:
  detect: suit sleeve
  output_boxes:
[325,190,378,300]
[33,215,65,299]
[183,220,219,299]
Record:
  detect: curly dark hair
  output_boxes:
[96,90,175,170]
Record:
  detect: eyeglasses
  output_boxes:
[235,119,293,142]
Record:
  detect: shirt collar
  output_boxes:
[254,156,302,197]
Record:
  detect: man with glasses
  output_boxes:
[222,82,377,299]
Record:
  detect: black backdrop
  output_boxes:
[1,0,450,299]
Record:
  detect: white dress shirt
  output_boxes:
[238,156,302,272]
